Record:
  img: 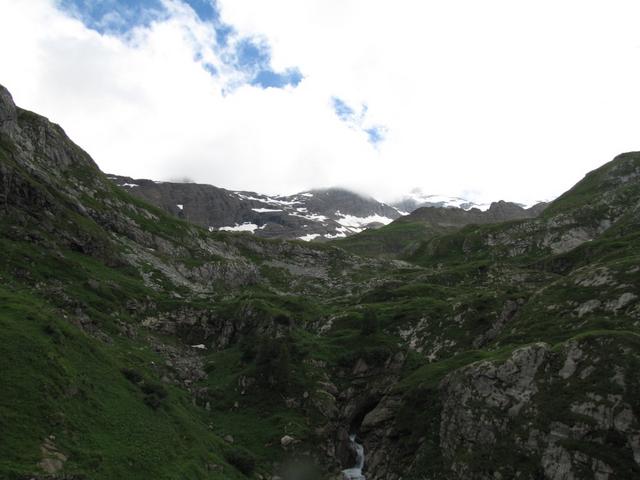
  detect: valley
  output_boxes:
[1,83,639,480]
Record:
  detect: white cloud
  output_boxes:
[2,0,640,206]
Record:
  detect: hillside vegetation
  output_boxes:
[1,84,639,479]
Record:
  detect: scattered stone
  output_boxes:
[280,435,296,447]
[38,437,67,474]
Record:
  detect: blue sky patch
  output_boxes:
[365,126,386,146]
[332,97,386,147]
[202,63,218,76]
[182,0,219,22]
[57,0,302,90]
[215,23,234,47]
[58,0,166,34]
[234,39,302,88]
[235,38,270,69]
[332,97,355,122]
[251,68,303,89]
[58,0,221,32]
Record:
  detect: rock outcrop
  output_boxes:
[438,337,640,479]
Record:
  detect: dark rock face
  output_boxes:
[0,86,115,257]
[0,85,17,128]
[108,175,402,240]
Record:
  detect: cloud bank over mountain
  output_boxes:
[2,0,640,205]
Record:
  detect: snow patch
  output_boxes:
[324,226,351,239]
[218,223,260,233]
[252,208,283,213]
[400,190,491,211]
[263,197,303,206]
[298,233,320,242]
[234,193,265,202]
[290,212,328,222]
[335,211,394,228]
[176,204,184,210]
[121,183,139,188]
[235,193,302,207]
[393,206,410,216]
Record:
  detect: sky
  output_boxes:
[1,1,640,205]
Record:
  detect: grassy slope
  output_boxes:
[334,219,448,258]
[0,126,329,478]
[0,284,243,480]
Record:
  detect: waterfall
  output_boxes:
[342,434,366,480]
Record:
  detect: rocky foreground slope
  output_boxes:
[1,83,639,480]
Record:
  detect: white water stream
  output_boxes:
[341,434,366,480]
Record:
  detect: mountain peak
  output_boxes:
[108,175,401,240]
[0,84,17,130]
[392,190,492,213]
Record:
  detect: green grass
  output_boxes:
[335,220,443,258]
[543,152,640,216]
[0,285,244,479]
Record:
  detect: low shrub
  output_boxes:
[225,448,256,476]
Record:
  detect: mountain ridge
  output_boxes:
[108,173,546,242]
[335,199,547,258]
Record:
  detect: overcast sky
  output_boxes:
[1,0,640,205]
